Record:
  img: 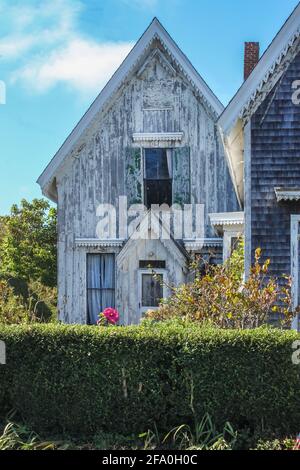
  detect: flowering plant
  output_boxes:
[146,242,296,329]
[294,434,300,450]
[97,308,119,326]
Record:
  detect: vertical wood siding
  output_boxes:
[56,44,239,323]
[117,238,187,325]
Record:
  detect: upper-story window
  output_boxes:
[144,148,172,208]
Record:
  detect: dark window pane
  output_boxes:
[139,260,166,269]
[145,149,171,179]
[142,273,163,307]
[231,237,238,253]
[145,180,172,207]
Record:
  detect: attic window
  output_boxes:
[139,260,166,269]
[144,148,172,208]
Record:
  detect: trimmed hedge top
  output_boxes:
[0,322,299,437]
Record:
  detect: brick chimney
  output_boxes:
[244,42,259,80]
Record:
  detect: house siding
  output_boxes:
[251,50,300,281]
[56,41,239,323]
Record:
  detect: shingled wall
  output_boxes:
[251,50,300,281]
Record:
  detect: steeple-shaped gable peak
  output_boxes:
[37,17,223,200]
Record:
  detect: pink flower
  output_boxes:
[103,308,119,325]
[294,434,300,450]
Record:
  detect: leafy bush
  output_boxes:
[146,242,295,328]
[252,438,296,451]
[0,280,29,324]
[0,323,299,439]
[162,413,237,450]
[0,421,58,450]
[0,418,296,450]
[0,277,57,324]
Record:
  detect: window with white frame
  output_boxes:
[87,254,115,324]
[144,148,172,208]
[139,268,166,314]
[141,273,163,308]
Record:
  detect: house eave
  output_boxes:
[218,4,300,203]
[209,212,244,237]
[209,211,244,227]
[274,187,300,202]
[75,238,125,248]
[218,4,300,136]
[183,238,223,251]
[39,178,58,203]
[132,132,183,144]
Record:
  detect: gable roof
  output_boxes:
[38,17,224,201]
[117,210,190,268]
[219,3,300,135]
[218,2,300,205]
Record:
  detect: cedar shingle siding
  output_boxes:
[251,50,300,280]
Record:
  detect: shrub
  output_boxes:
[146,243,295,328]
[161,413,237,450]
[0,280,29,324]
[0,323,299,439]
[0,421,56,450]
[253,438,296,451]
[0,277,57,324]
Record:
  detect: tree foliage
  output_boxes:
[0,199,57,324]
[0,199,57,287]
[0,276,57,325]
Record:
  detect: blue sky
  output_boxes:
[0,0,299,214]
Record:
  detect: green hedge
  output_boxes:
[0,322,299,437]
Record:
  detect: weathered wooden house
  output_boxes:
[218,4,300,329]
[38,18,239,325]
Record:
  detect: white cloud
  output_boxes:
[0,34,36,59]
[13,39,134,93]
[0,0,82,58]
[2,0,134,95]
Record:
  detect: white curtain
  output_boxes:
[100,254,115,311]
[166,149,172,178]
[87,254,115,324]
[87,255,101,288]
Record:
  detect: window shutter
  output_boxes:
[172,147,190,206]
[125,147,143,206]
